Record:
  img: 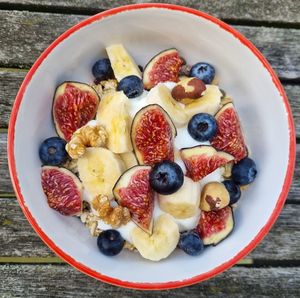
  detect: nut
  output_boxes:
[92,79,118,98]
[66,123,107,159]
[124,241,136,251]
[222,162,233,179]
[63,158,78,174]
[92,195,131,228]
[80,211,102,237]
[171,77,206,104]
[179,64,192,77]
[200,182,230,211]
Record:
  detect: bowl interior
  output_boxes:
[12,7,291,285]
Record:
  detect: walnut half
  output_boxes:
[92,195,131,228]
[66,123,107,159]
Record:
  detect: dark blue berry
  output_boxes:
[232,157,257,185]
[39,137,68,166]
[178,231,204,256]
[188,113,217,142]
[117,75,144,98]
[97,230,125,256]
[149,161,184,195]
[189,62,215,84]
[223,180,241,205]
[92,58,114,80]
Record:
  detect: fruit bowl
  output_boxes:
[8,3,295,289]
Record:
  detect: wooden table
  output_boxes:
[0,1,299,296]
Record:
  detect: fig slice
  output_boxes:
[113,165,154,234]
[197,206,234,245]
[53,82,100,141]
[41,166,83,216]
[180,145,234,181]
[211,103,247,162]
[143,48,183,90]
[131,104,176,166]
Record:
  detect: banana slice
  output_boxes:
[120,151,138,170]
[77,147,124,198]
[106,44,142,81]
[184,85,222,117]
[146,84,188,127]
[131,214,179,261]
[96,91,133,153]
[158,176,201,219]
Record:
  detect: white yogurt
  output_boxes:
[95,82,222,243]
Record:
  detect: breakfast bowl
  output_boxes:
[8,3,295,290]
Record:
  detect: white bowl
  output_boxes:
[8,3,296,290]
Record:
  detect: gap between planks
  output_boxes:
[0,3,299,30]
[0,256,253,265]
[1,257,299,267]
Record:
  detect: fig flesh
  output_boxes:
[197,206,234,245]
[180,145,234,181]
[143,48,183,90]
[131,104,176,166]
[211,103,247,162]
[113,165,154,234]
[41,166,83,216]
[53,82,100,141]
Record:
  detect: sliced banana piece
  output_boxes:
[184,84,222,117]
[77,147,124,198]
[158,176,201,219]
[120,151,138,170]
[146,83,189,127]
[106,44,142,81]
[131,214,179,261]
[96,91,133,153]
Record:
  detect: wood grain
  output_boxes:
[0,264,299,296]
[0,10,299,79]
[0,0,299,24]
[0,197,299,260]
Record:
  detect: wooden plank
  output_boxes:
[1,68,300,133]
[1,133,300,198]
[1,196,299,260]
[0,10,299,79]
[0,69,26,128]
[0,264,299,296]
[0,0,299,24]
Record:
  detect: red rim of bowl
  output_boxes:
[7,3,296,290]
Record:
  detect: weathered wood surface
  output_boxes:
[0,10,299,79]
[4,135,300,198]
[0,0,299,24]
[0,264,299,296]
[0,197,299,260]
[0,1,299,294]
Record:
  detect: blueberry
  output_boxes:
[188,113,217,142]
[178,231,204,256]
[223,180,241,205]
[189,62,215,84]
[39,137,68,166]
[92,58,114,80]
[232,157,257,185]
[97,229,125,256]
[117,75,144,98]
[150,161,184,195]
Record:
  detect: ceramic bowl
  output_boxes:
[8,4,295,290]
